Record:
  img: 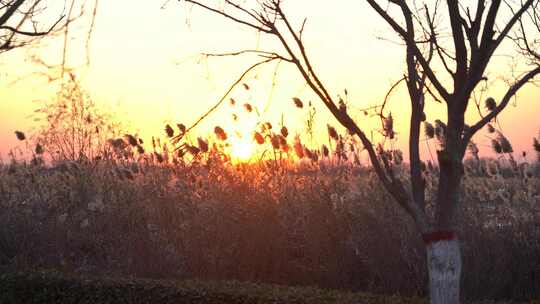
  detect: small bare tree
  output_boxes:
[174,1,540,303]
[33,73,123,162]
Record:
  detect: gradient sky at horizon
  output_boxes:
[1,0,539,162]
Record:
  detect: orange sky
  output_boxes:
[1,0,539,162]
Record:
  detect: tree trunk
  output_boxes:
[426,235,462,304]
[429,143,464,304]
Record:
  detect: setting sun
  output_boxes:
[229,136,255,161]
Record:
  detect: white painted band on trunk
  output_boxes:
[426,238,462,304]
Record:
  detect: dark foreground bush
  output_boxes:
[0,271,423,304]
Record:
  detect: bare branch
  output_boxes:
[0,15,64,36]
[184,0,273,33]
[275,4,335,105]
[425,5,454,76]
[380,76,407,115]
[201,49,291,62]
[0,0,25,27]
[493,0,535,49]
[465,66,540,143]
[172,56,281,145]
[447,1,468,89]
[366,0,450,101]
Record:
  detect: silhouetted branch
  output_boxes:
[0,15,64,37]
[0,0,25,26]
[366,0,450,101]
[184,0,273,33]
[202,49,292,62]
[465,66,540,144]
[0,0,68,52]
[172,56,282,146]
[380,76,406,115]
[424,4,454,77]
[448,2,469,90]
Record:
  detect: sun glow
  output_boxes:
[230,136,255,161]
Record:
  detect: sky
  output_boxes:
[1,0,539,162]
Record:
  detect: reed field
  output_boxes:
[1,81,540,301]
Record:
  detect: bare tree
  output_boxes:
[0,0,69,52]
[173,1,540,303]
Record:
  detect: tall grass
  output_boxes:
[1,80,539,301]
[1,149,539,300]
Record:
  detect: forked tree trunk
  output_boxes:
[425,234,462,304]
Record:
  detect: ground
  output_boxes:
[0,270,424,304]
